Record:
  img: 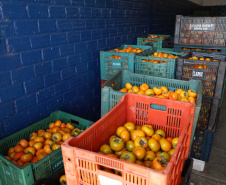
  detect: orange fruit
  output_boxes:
[55,120,62,127]
[125,83,132,90]
[127,89,134,93]
[116,126,128,137]
[145,89,154,96]
[140,84,149,92]
[180,98,189,102]
[157,53,162,58]
[132,86,140,93]
[127,46,133,50]
[192,56,198,60]
[153,52,158,57]
[137,91,145,95]
[52,127,60,133]
[136,49,142,53]
[162,53,168,58]
[119,88,127,93]
[49,123,55,129]
[168,54,175,59]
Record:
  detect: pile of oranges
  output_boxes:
[97,122,178,172]
[188,56,217,62]
[119,83,197,103]
[109,46,145,59]
[143,35,167,42]
[181,47,219,53]
[147,35,167,39]
[5,120,83,167]
[187,56,218,69]
[142,52,178,64]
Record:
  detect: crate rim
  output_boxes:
[138,34,171,39]
[103,69,202,107]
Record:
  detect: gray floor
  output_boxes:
[191,92,226,185]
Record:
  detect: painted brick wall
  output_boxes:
[0,0,150,138]
[0,0,198,139]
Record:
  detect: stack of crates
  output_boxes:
[101,70,202,153]
[137,34,172,49]
[100,45,189,83]
[176,52,226,162]
[174,15,226,55]
[174,15,226,162]
[99,44,153,87]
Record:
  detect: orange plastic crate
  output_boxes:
[62,94,195,185]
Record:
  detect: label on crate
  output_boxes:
[99,175,122,185]
[112,61,121,68]
[191,24,215,31]
[51,158,63,172]
[192,71,204,78]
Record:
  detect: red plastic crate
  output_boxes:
[101,80,107,88]
[62,94,195,185]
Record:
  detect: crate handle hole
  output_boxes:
[98,165,122,176]
[71,120,79,126]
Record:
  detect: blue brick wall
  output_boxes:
[0,0,152,139]
[149,0,198,35]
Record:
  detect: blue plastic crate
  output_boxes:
[190,127,214,162]
[100,45,152,80]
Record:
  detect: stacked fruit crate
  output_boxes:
[174,15,226,163]
[137,34,172,49]
[174,15,226,55]
[100,45,189,87]
[176,52,226,162]
[100,45,153,87]
[101,70,202,152]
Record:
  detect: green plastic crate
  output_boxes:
[101,70,202,152]
[137,34,171,49]
[0,111,94,185]
[100,45,152,81]
[134,48,189,79]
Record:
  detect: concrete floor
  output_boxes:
[191,92,226,185]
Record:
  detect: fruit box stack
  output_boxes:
[174,15,226,162]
